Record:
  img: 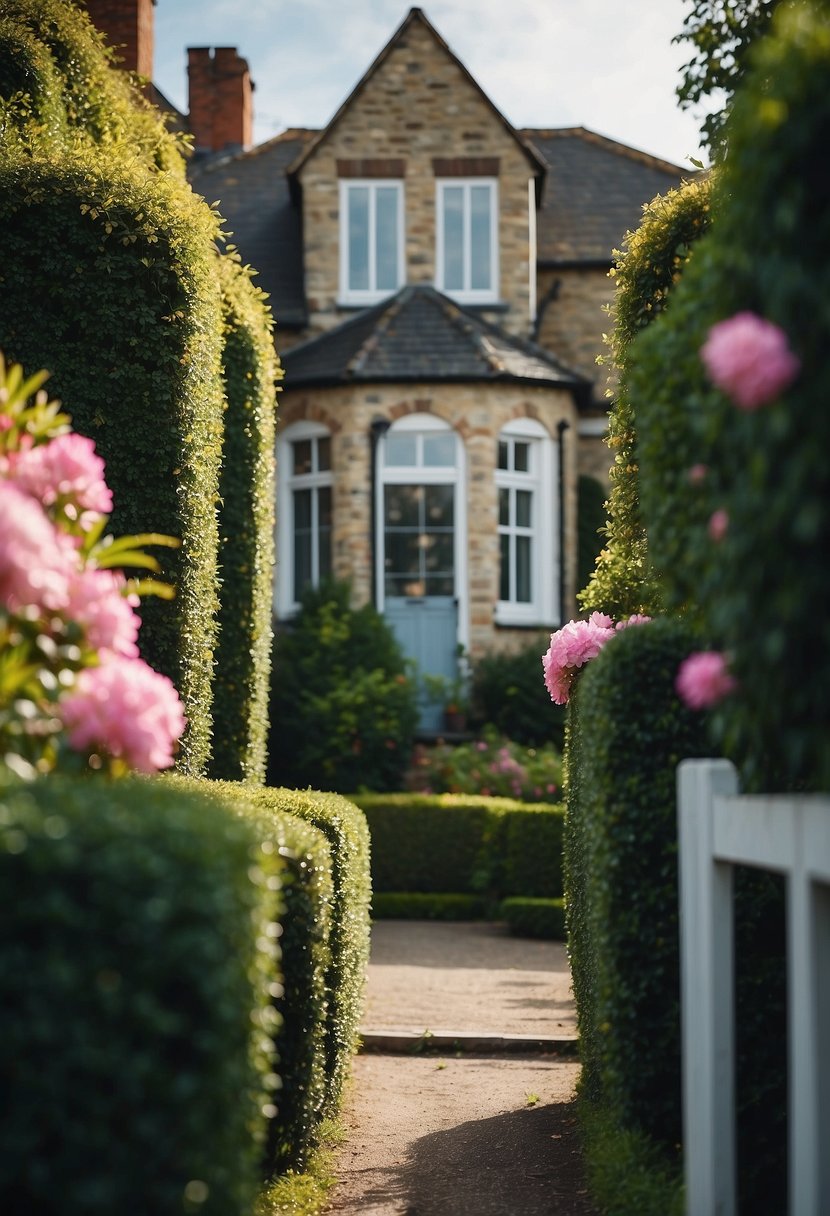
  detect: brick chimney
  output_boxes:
[187,46,253,156]
[83,0,155,79]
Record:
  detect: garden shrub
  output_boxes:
[167,777,333,1179]
[500,897,566,941]
[470,638,566,748]
[0,775,279,1215]
[565,617,709,1152]
[407,727,562,802]
[577,474,608,597]
[244,785,372,1117]
[266,581,418,793]
[499,803,565,899]
[0,150,225,774]
[632,0,830,793]
[209,254,279,783]
[372,892,488,920]
[579,174,711,619]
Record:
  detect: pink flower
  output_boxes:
[10,432,112,521]
[700,312,800,410]
[615,614,652,631]
[59,655,186,773]
[66,566,141,657]
[687,463,708,485]
[708,509,729,542]
[542,616,615,705]
[675,651,737,710]
[0,481,74,611]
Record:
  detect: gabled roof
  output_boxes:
[281,285,589,401]
[287,7,546,183]
[190,129,316,326]
[523,127,688,264]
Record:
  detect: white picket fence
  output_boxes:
[677,758,830,1216]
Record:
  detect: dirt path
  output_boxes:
[325,923,597,1215]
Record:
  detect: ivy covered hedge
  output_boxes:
[631,1,830,793]
[209,254,280,783]
[0,776,280,1215]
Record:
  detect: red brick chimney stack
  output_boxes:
[83,0,155,78]
[188,46,254,155]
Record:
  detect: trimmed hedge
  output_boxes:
[209,254,279,783]
[168,777,334,1179]
[372,892,488,920]
[0,775,279,1215]
[632,1,830,793]
[565,618,709,1152]
[248,785,372,1116]
[0,150,225,775]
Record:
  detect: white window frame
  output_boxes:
[435,177,499,303]
[275,420,333,618]
[374,413,469,655]
[494,417,558,626]
[338,179,405,305]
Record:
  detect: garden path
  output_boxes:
[325,921,597,1215]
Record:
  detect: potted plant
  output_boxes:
[422,671,470,734]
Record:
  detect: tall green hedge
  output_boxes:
[0,150,225,773]
[579,176,711,619]
[209,254,279,783]
[632,0,830,792]
[0,776,279,1215]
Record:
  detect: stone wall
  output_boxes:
[278,380,580,659]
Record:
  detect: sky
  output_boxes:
[152,0,712,170]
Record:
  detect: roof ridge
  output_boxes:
[521,125,691,176]
[347,287,414,376]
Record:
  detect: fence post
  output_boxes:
[678,758,739,1216]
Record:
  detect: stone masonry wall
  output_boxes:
[278,381,579,660]
[298,18,537,339]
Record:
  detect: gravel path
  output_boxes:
[325,922,597,1216]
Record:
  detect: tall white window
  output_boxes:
[276,422,333,616]
[339,180,404,303]
[495,418,557,626]
[435,178,498,302]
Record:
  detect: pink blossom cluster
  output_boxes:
[700,311,800,410]
[675,651,737,710]
[1,408,185,774]
[542,612,652,706]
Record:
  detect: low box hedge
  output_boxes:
[500,897,566,941]
[0,775,280,1216]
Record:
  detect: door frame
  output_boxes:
[373,412,469,659]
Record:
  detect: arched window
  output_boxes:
[275,421,333,617]
[495,417,558,626]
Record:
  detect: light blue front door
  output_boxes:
[383,481,457,731]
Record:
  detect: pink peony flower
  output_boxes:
[687,463,708,485]
[542,616,616,705]
[615,614,652,631]
[10,432,112,521]
[59,655,186,773]
[675,651,737,710]
[700,312,800,410]
[66,566,141,657]
[708,509,729,542]
[0,481,74,611]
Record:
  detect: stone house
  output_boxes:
[87,1,686,726]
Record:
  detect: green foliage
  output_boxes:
[500,897,566,941]
[244,785,372,1118]
[579,176,712,619]
[169,777,334,1179]
[632,1,830,792]
[577,474,608,596]
[407,726,562,802]
[0,150,225,773]
[267,582,418,792]
[0,775,279,1215]
[673,0,775,157]
[355,792,565,906]
[0,0,186,172]
[209,255,279,783]
[372,892,488,920]
[564,618,709,1152]
[470,638,566,748]
[576,1095,684,1216]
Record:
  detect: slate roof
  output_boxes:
[281,285,589,402]
[189,129,315,327]
[523,127,688,264]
